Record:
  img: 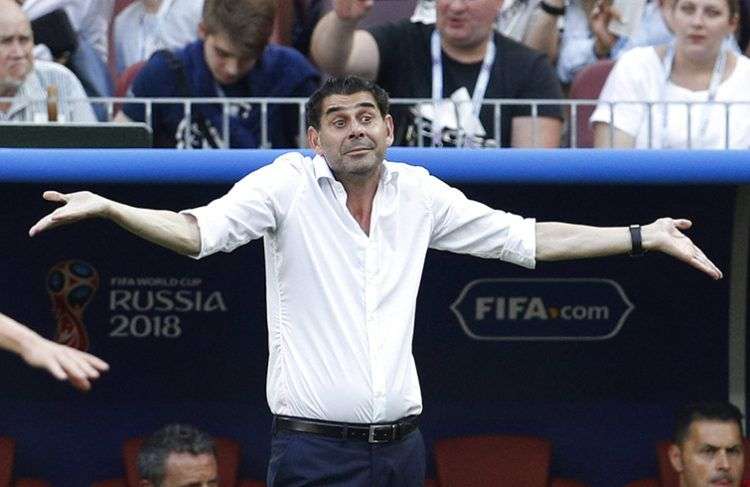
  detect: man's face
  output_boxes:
[158,452,218,487]
[307,91,393,181]
[435,0,502,50]
[0,2,33,92]
[669,420,744,487]
[199,25,256,86]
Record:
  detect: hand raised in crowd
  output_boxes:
[29,191,110,237]
[333,0,373,22]
[21,334,109,391]
[642,218,723,280]
[589,0,621,58]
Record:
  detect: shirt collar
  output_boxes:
[312,154,400,186]
[5,69,41,119]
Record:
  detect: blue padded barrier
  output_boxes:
[1,148,750,184]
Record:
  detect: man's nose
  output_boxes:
[224,58,239,76]
[348,120,366,138]
[9,39,26,57]
[716,450,730,470]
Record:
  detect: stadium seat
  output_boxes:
[91,436,265,487]
[433,435,588,487]
[568,59,616,148]
[0,437,52,487]
[623,480,661,487]
[115,61,146,99]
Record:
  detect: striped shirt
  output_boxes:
[0,60,96,123]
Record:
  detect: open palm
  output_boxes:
[29,191,108,237]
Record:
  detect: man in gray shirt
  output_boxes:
[0,0,95,122]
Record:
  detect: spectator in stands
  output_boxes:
[669,401,744,487]
[0,0,96,122]
[557,0,676,84]
[591,0,750,149]
[115,0,319,149]
[411,0,567,63]
[0,312,109,391]
[113,0,203,75]
[21,0,115,119]
[138,424,218,487]
[270,0,327,57]
[310,0,563,148]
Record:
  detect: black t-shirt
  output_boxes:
[368,20,563,147]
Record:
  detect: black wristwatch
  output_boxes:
[539,0,566,16]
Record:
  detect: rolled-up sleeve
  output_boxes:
[425,173,536,269]
[180,153,304,259]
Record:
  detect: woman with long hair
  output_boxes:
[592,0,750,148]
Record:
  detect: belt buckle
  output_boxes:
[368,424,396,444]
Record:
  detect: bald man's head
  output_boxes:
[0,0,33,94]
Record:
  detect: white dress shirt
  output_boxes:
[113,0,203,73]
[183,152,536,424]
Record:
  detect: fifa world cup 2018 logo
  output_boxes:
[46,260,99,351]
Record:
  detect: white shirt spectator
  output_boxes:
[557,0,672,83]
[182,152,536,423]
[411,0,549,43]
[0,59,96,122]
[591,46,750,149]
[113,0,203,74]
[22,0,115,62]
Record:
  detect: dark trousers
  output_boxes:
[266,425,426,486]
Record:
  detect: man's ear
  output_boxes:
[384,114,394,148]
[197,22,207,40]
[669,443,685,473]
[307,126,323,155]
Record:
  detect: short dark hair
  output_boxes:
[305,76,390,130]
[202,0,275,59]
[673,401,744,444]
[137,424,216,487]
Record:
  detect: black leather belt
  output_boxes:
[274,415,419,444]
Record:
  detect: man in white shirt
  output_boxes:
[21,0,114,119]
[28,76,723,486]
[0,0,96,122]
[113,0,203,74]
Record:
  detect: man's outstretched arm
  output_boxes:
[536,218,723,280]
[0,312,109,391]
[29,190,201,256]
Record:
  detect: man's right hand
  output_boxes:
[29,191,109,237]
[333,0,373,22]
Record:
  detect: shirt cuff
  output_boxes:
[498,217,536,269]
[179,207,210,259]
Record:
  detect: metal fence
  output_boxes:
[2,96,748,149]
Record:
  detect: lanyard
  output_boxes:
[430,29,496,144]
[660,44,726,148]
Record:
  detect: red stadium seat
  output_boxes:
[623,479,661,487]
[115,61,146,99]
[433,435,587,487]
[0,437,52,487]
[0,437,13,487]
[568,59,616,148]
